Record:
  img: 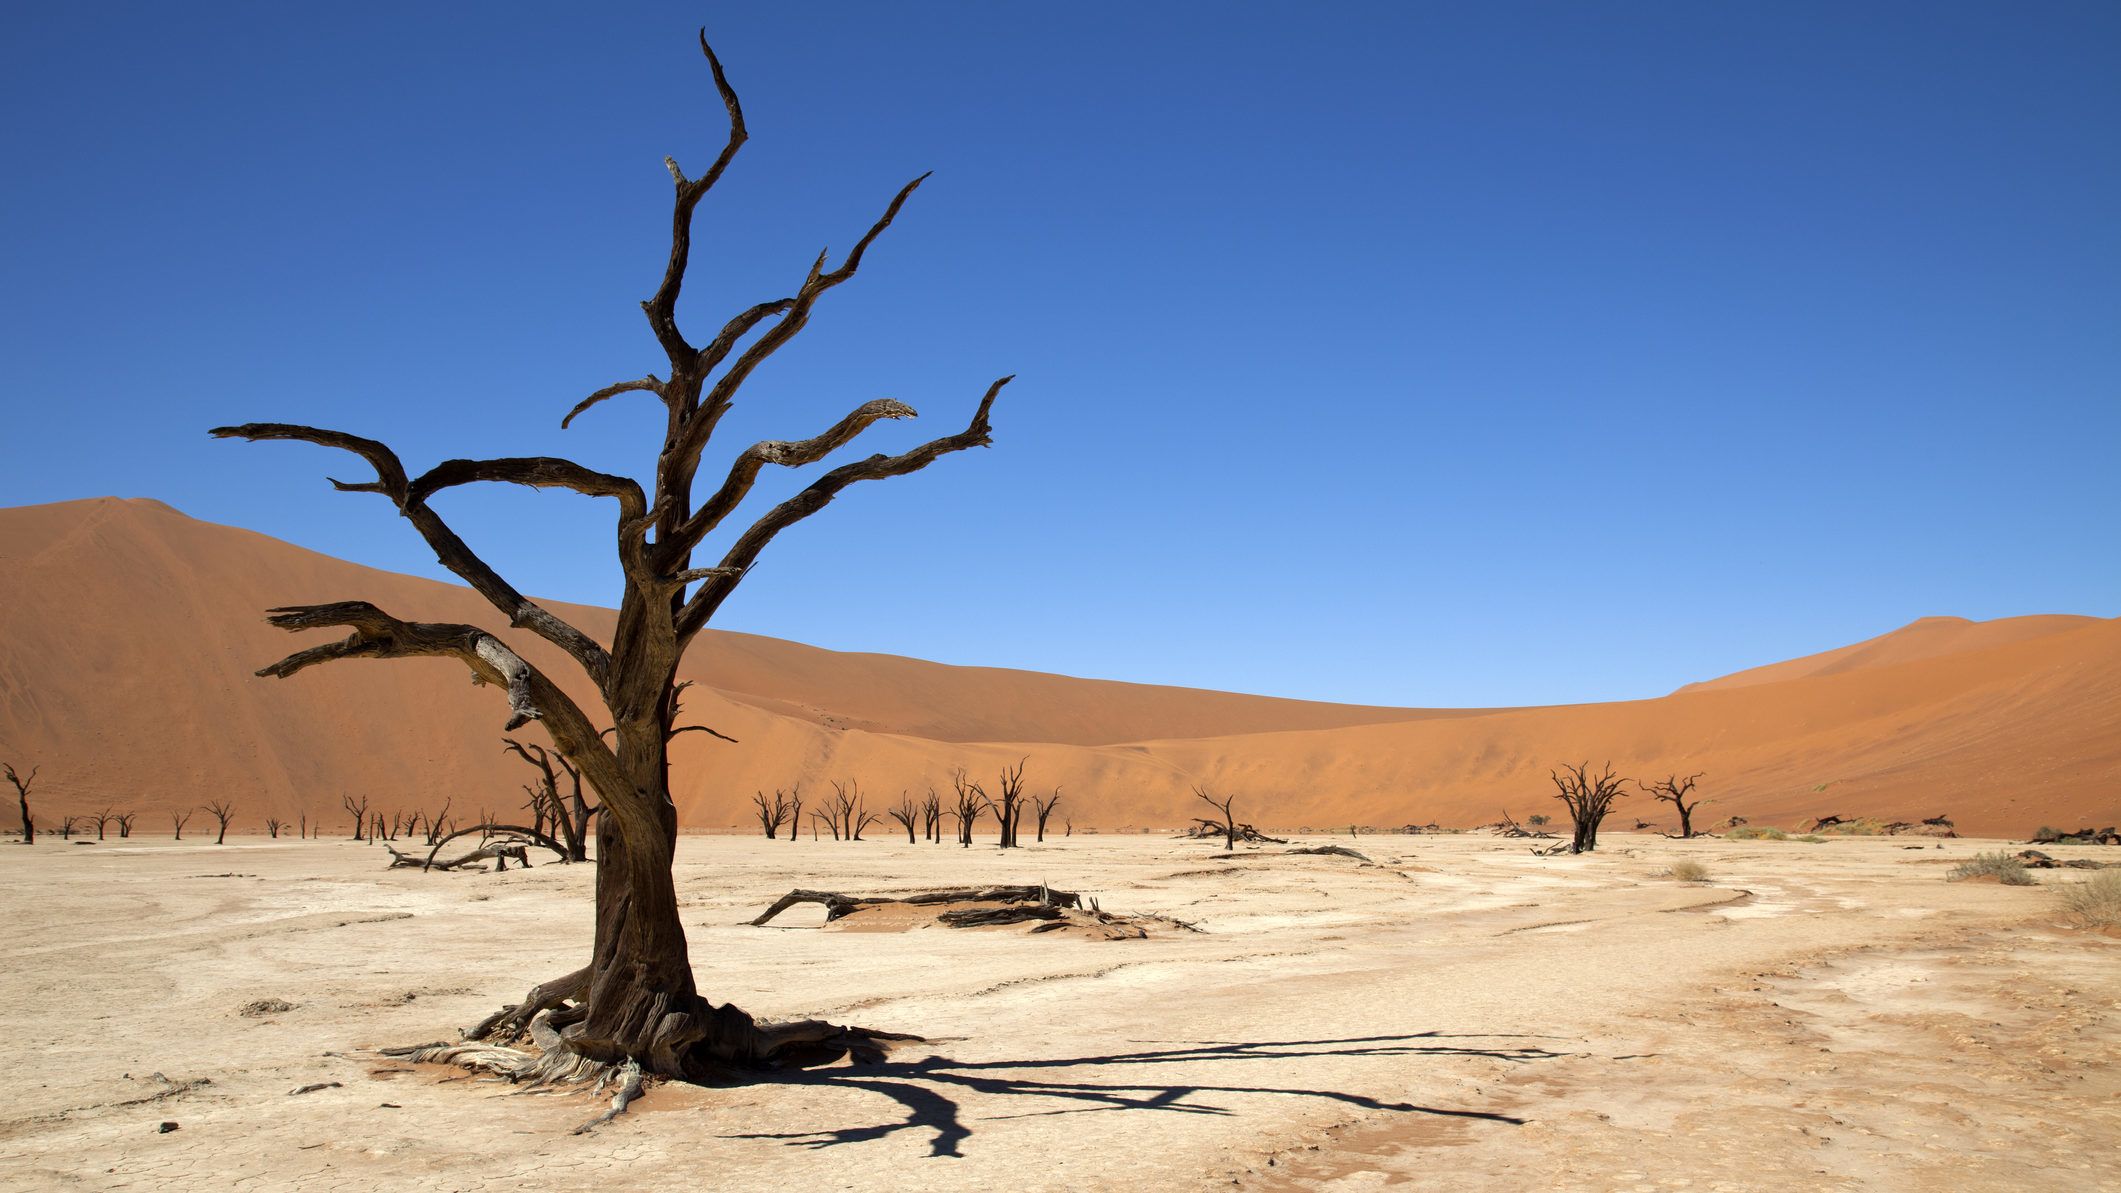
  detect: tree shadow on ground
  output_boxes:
[722,1032,1561,1158]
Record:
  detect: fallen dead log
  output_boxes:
[384,836,533,872]
[748,884,1195,938]
[749,884,1082,926]
[1493,809,1557,839]
[1286,845,1371,861]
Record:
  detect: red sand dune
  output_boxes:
[2,497,2115,838]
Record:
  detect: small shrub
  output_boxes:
[1727,825,1787,841]
[1793,834,1828,843]
[2057,870,2121,928]
[1948,852,2035,886]
[1667,860,1710,883]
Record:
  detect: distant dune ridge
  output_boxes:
[1,497,2115,838]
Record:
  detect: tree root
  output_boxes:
[378,967,920,1128]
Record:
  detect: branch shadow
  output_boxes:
[722,1032,1560,1158]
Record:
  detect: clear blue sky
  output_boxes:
[3,3,2115,707]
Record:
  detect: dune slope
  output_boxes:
[0,497,2113,837]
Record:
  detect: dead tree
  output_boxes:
[811,809,836,841]
[949,770,987,847]
[1195,788,1241,850]
[172,808,194,840]
[91,808,115,840]
[1551,761,1629,854]
[920,787,942,843]
[341,794,370,841]
[114,812,137,839]
[992,759,1028,848]
[750,789,792,839]
[786,786,803,844]
[6,763,37,845]
[1031,788,1062,843]
[59,814,83,840]
[887,793,919,843]
[1642,772,1706,839]
[214,29,1007,1086]
[204,800,236,845]
[826,780,878,841]
[505,737,593,861]
[265,817,285,838]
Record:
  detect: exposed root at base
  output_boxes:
[378,974,922,1131]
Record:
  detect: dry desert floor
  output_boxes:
[3,831,2116,1192]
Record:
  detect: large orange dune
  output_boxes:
[0,497,2114,838]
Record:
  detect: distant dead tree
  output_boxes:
[786,786,804,844]
[1527,813,1549,828]
[204,800,236,845]
[991,759,1028,848]
[506,737,593,862]
[1191,787,1286,847]
[171,808,194,840]
[6,762,37,845]
[1642,772,1706,839]
[920,787,942,843]
[59,814,83,840]
[1551,761,1629,854]
[341,794,370,842]
[1195,788,1241,850]
[750,789,793,839]
[887,793,919,843]
[265,817,285,838]
[948,770,987,847]
[91,808,116,840]
[1031,787,1062,843]
[810,809,833,841]
[826,781,880,841]
[298,809,308,839]
[114,812,137,839]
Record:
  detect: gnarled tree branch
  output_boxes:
[676,376,1010,638]
[209,424,622,685]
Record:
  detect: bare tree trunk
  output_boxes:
[7,763,37,845]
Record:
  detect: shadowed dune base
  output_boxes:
[2,497,2117,837]
[3,833,2113,1191]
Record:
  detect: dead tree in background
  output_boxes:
[60,814,82,840]
[6,762,37,845]
[266,817,285,838]
[750,789,792,839]
[920,787,942,843]
[114,812,136,839]
[342,794,370,842]
[1643,772,1706,839]
[786,786,804,844]
[171,808,194,840]
[888,793,919,843]
[1195,788,1241,850]
[506,738,593,861]
[1551,762,1628,854]
[992,759,1027,848]
[215,29,1007,1085]
[91,808,115,841]
[1031,788,1062,843]
[826,780,879,841]
[205,800,235,845]
[949,771,987,847]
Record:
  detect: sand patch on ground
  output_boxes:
[1,832,2112,1192]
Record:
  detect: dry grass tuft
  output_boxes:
[1947,852,2036,886]
[1666,860,1711,883]
[2057,869,2121,928]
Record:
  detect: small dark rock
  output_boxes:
[157,1122,179,1133]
